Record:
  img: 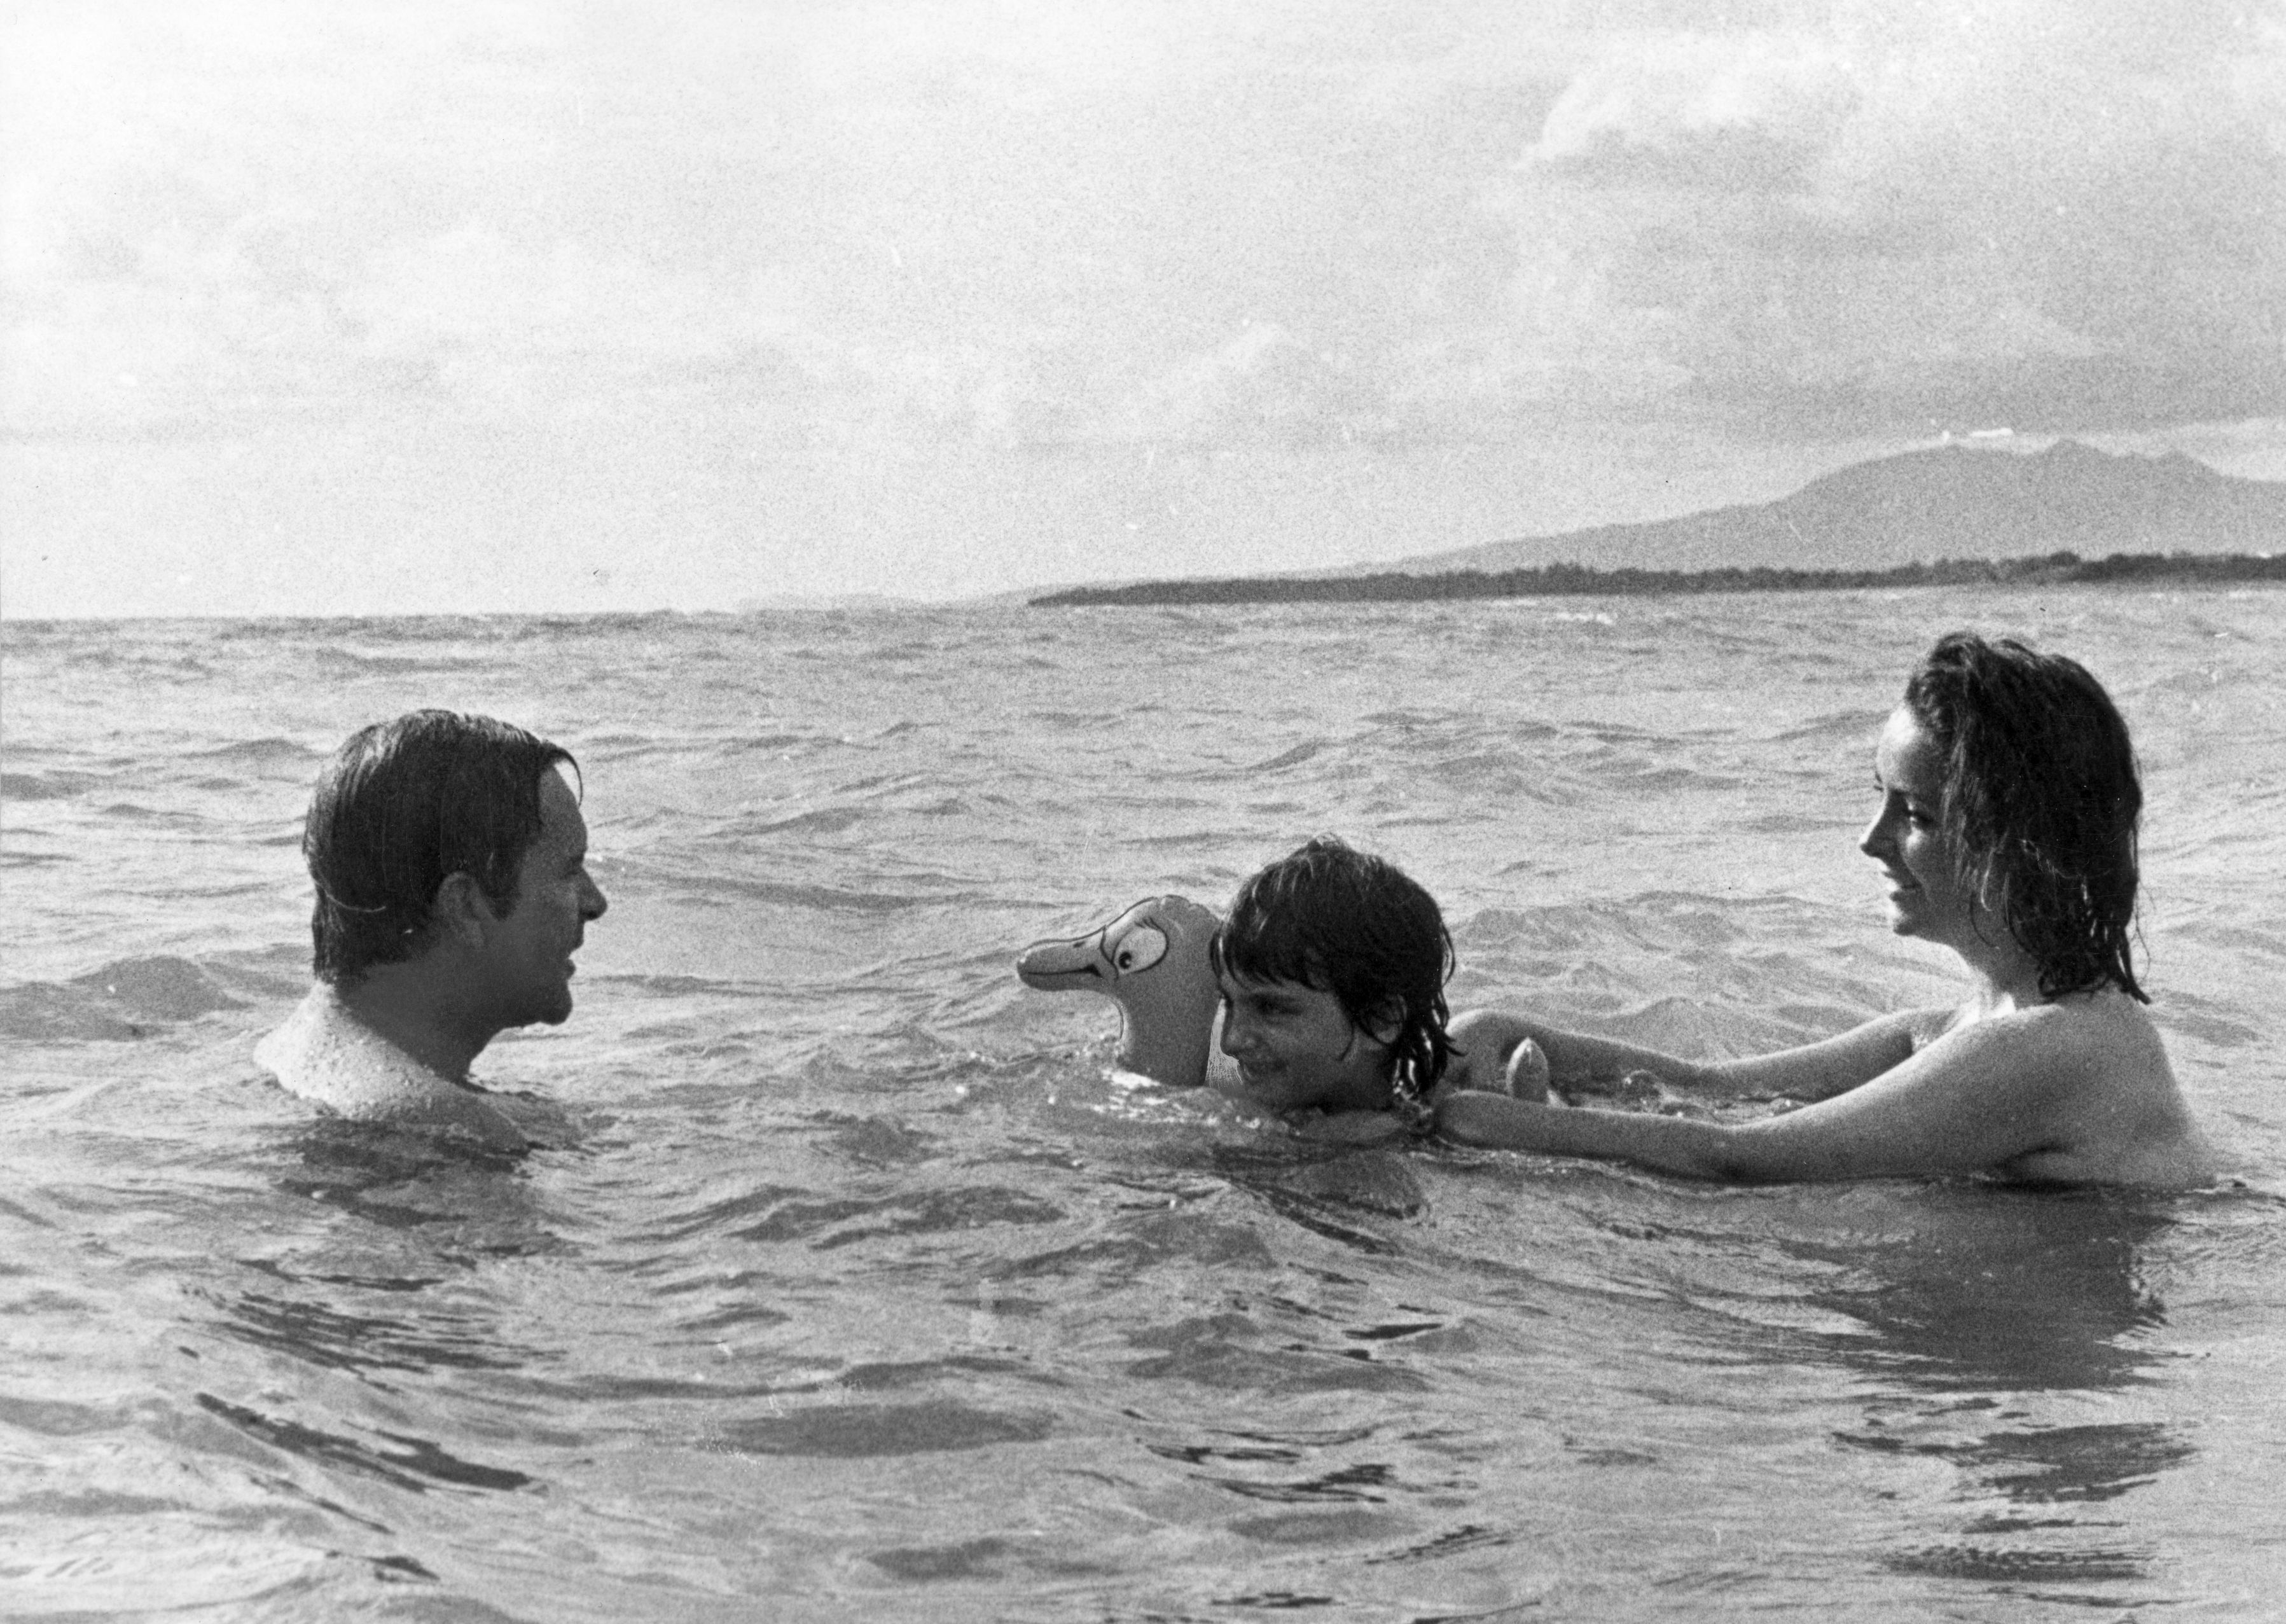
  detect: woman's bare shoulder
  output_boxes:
[1995,986,2168,1064]
[1974,990,2213,1187]
[1923,985,2158,1057]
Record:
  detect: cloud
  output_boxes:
[347,226,745,391]
[1527,32,1858,193]
[1493,0,2286,434]
[1094,324,1385,448]
[799,324,1387,455]
[1,206,796,434]
[6,0,2278,459]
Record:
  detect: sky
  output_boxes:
[3,0,2283,618]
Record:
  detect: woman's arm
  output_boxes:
[1690,1010,1934,1102]
[1437,1006,2080,1183]
[1443,1006,1931,1102]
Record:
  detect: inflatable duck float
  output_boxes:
[1015,895,1224,1090]
[1015,894,1554,1107]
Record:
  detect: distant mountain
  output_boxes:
[1376,440,2285,578]
[1030,440,2286,608]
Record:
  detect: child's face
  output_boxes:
[1216,969,1395,1114]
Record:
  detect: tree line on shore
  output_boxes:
[1030,549,2286,608]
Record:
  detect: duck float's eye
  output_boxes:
[1109,924,1169,976]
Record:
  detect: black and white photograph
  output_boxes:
[4,3,2282,1617]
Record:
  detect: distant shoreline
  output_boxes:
[1030,550,2286,608]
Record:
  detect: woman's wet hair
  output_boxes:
[304,711,576,985]
[1212,836,1456,1090]
[1903,632,2147,1001]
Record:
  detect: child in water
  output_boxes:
[1212,836,1513,1143]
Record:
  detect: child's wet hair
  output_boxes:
[1212,835,1455,1091]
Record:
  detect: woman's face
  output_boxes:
[1860,707,1983,949]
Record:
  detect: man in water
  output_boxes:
[256,711,608,1149]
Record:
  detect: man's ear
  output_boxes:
[1361,997,1406,1049]
[430,872,499,948]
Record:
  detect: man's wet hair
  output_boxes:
[1212,835,1455,1090]
[303,711,576,985]
[1904,632,2146,1002]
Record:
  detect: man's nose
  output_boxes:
[583,873,609,919]
[1219,1007,1252,1055]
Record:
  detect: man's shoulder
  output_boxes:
[256,988,526,1149]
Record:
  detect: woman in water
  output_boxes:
[1437,632,2215,1187]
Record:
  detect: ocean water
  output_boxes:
[3,588,2282,1621]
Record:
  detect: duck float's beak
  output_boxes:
[1016,928,1114,990]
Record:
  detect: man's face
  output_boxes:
[1216,969,1394,1114]
[479,768,607,1030]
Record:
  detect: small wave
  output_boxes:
[1773,709,1885,744]
[76,956,247,1019]
[1884,1544,2149,1584]
[594,971,755,999]
[190,737,322,767]
[0,770,103,802]
[193,1394,532,1491]
[0,1392,127,1438]
[712,733,815,755]
[648,1183,815,1242]
[715,1401,1053,1457]
[815,1114,942,1165]
[2153,996,2262,1049]
[207,1284,522,1378]
[0,983,145,1043]
[1743,809,1829,835]
[0,956,246,1041]
[97,802,207,826]
[729,1186,1066,1249]
[1607,762,1743,793]
[753,807,866,836]
[307,648,488,676]
[2171,920,2286,964]
[1422,747,1567,799]
[869,1537,1028,1581]
[1245,741,1329,773]
[1120,1316,1428,1394]
[680,874,931,913]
